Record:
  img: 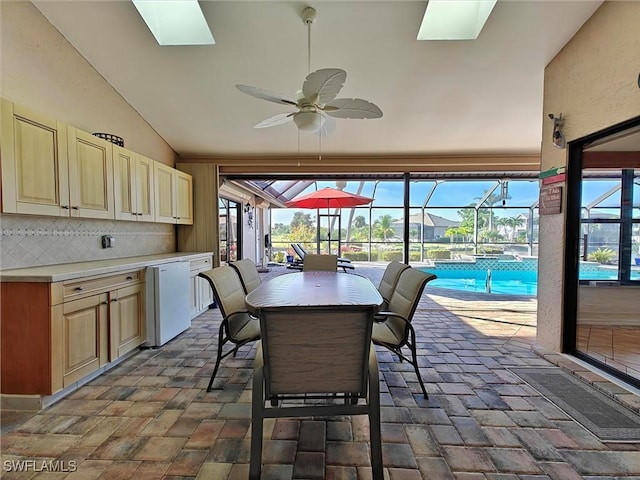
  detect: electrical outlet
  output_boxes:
[101,235,115,248]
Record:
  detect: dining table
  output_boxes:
[245,271,383,314]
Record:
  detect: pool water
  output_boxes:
[422,268,538,296]
[420,263,639,297]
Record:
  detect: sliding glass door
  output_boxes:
[565,117,640,387]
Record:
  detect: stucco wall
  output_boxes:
[0,2,178,270]
[538,1,640,350]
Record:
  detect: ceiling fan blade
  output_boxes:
[236,84,297,106]
[254,113,294,129]
[324,98,383,119]
[302,68,346,105]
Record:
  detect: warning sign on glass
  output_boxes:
[540,185,563,215]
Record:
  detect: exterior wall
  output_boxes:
[0,2,178,270]
[538,1,640,350]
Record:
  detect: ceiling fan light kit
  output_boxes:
[236,6,382,135]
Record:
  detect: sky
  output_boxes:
[272,179,543,225]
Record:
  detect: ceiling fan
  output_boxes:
[235,7,383,134]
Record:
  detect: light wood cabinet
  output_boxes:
[109,284,145,359]
[0,270,144,395]
[1,100,116,219]
[61,293,109,387]
[189,255,213,318]
[67,127,114,219]
[0,99,70,216]
[154,161,193,225]
[113,146,155,222]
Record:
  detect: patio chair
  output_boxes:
[249,306,383,480]
[198,266,261,392]
[377,261,411,311]
[372,268,437,399]
[302,254,338,272]
[296,243,352,263]
[291,243,355,272]
[230,258,262,294]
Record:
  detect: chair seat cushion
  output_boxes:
[372,321,402,346]
[228,313,261,341]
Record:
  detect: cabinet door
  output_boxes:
[113,145,137,221]
[175,170,193,225]
[154,162,176,223]
[61,293,108,388]
[67,127,114,219]
[110,284,144,359]
[136,154,155,222]
[1,99,70,216]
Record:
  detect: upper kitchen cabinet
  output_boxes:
[1,99,115,219]
[113,146,155,222]
[1,99,70,216]
[67,127,114,219]
[154,162,193,225]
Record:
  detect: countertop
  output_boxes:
[0,252,213,283]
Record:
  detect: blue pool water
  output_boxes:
[421,268,538,296]
[419,257,639,297]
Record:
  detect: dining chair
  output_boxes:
[372,267,437,398]
[302,253,338,272]
[198,266,261,392]
[249,306,383,480]
[292,244,355,272]
[377,261,411,311]
[296,242,352,263]
[229,258,262,294]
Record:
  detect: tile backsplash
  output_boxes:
[0,214,175,270]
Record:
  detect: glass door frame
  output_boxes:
[219,197,242,265]
[563,115,640,388]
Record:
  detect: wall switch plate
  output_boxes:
[101,235,115,248]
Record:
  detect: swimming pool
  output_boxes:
[420,257,640,296]
[421,266,538,296]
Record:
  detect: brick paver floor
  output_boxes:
[1,263,639,479]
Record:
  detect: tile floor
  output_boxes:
[1,264,639,479]
[577,325,640,381]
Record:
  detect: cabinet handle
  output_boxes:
[61,205,70,209]
[111,298,118,303]
[71,206,79,210]
[74,286,84,291]
[126,276,133,280]
[101,301,108,305]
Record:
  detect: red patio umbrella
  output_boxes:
[285,187,372,210]
[285,187,372,254]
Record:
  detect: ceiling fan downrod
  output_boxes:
[301,7,316,74]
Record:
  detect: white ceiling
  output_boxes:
[33,1,603,158]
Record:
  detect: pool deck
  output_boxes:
[1,262,639,479]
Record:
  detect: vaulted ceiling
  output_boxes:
[33,1,603,158]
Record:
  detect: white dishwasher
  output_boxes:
[145,262,191,347]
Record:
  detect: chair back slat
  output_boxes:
[230,259,262,294]
[198,266,247,318]
[303,254,338,272]
[259,307,373,397]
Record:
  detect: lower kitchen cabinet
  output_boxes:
[0,270,144,396]
[61,293,109,387]
[189,255,214,319]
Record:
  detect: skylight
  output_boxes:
[417,0,497,41]
[132,0,214,46]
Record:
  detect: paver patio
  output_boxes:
[1,263,638,479]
